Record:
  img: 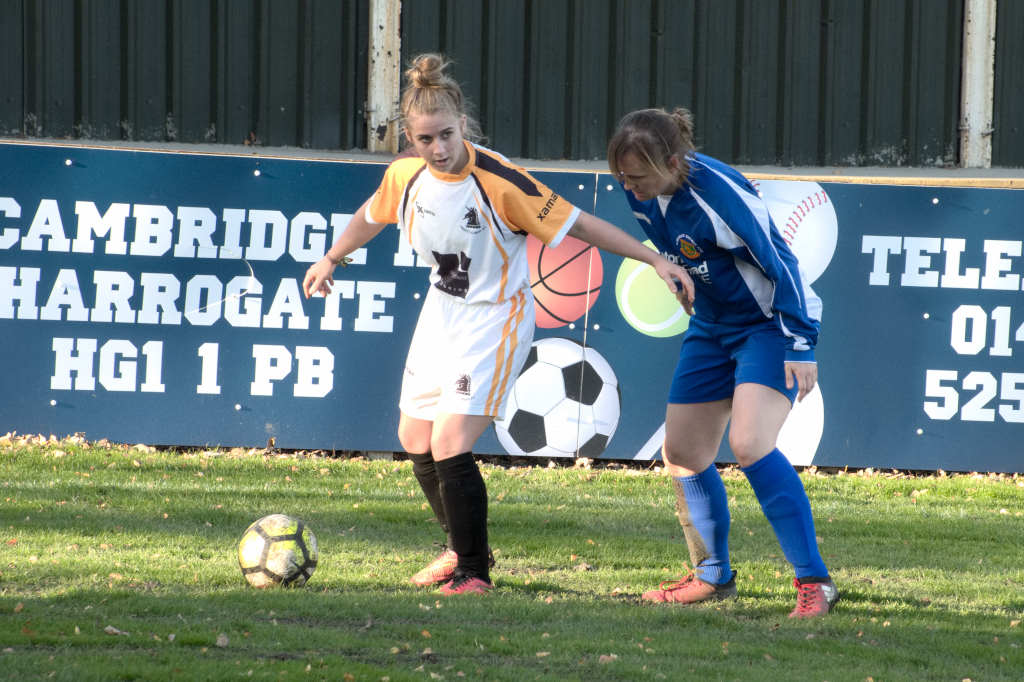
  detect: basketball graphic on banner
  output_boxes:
[528,234,603,328]
[753,180,839,285]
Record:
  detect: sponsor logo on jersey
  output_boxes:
[536,191,560,221]
[461,206,484,233]
[455,374,472,396]
[685,260,712,285]
[432,250,472,298]
[676,234,702,260]
[415,201,436,218]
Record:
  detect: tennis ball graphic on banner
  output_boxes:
[528,233,603,329]
[615,240,690,338]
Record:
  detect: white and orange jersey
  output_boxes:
[366,142,580,304]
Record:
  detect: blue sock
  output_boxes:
[742,449,829,579]
[674,465,732,585]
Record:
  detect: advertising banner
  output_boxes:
[2,143,1022,472]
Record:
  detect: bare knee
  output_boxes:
[398,419,431,455]
[662,442,716,475]
[727,429,772,468]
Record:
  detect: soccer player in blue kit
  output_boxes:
[607,108,839,618]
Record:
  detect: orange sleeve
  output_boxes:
[498,180,578,245]
[474,152,580,245]
[366,157,425,224]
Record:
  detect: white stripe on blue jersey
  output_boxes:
[624,153,821,360]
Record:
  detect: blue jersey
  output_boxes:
[625,153,821,362]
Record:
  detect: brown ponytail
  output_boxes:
[607,107,696,184]
[400,53,483,142]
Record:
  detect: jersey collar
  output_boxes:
[426,141,475,182]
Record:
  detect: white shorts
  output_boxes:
[399,286,535,421]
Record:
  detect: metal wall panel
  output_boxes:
[25,0,77,138]
[1,0,1019,166]
[993,0,1024,166]
[0,1,25,135]
[399,0,969,166]
[122,0,169,141]
[0,0,367,149]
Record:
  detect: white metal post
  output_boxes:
[959,0,997,168]
[367,0,402,154]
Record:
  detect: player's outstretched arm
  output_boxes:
[568,211,695,314]
[303,197,388,299]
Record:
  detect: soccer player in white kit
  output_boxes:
[302,55,694,594]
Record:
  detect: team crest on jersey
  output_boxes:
[461,206,484,233]
[676,234,702,260]
[455,374,472,396]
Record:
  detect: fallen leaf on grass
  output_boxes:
[104,625,129,636]
[215,633,228,647]
[536,652,550,657]
[13,603,23,613]
[598,654,618,664]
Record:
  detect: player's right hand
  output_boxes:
[674,285,695,317]
[302,257,337,299]
[661,263,694,317]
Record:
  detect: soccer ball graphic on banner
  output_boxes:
[495,337,621,458]
[237,514,318,588]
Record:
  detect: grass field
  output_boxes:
[1,434,1022,681]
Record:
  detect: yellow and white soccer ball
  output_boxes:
[237,514,318,588]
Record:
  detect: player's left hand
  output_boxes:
[785,361,817,402]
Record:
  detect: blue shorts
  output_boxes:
[667,317,798,404]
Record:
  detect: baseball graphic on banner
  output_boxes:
[754,180,838,285]
[776,383,825,466]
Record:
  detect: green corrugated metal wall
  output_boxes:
[0,0,1020,166]
[402,0,967,165]
[1,0,368,149]
[993,0,1024,166]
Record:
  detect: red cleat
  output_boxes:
[439,570,493,595]
[789,577,839,618]
[641,570,737,604]
[410,548,458,587]
[411,547,495,587]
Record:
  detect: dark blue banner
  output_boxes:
[2,142,1022,473]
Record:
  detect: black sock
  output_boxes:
[436,452,490,582]
[409,452,451,545]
